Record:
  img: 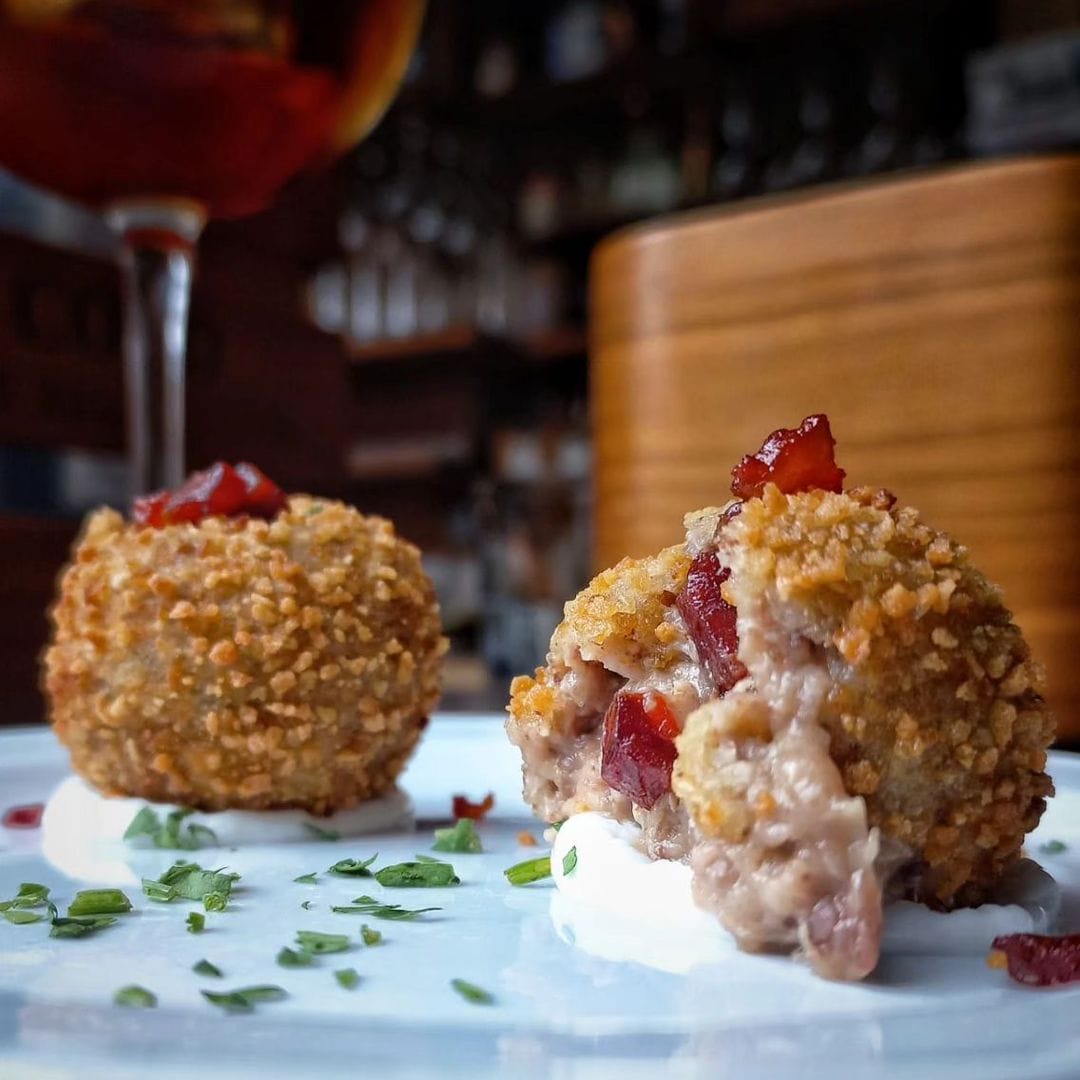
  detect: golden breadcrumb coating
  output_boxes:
[673,484,1055,907]
[44,496,447,814]
[509,482,1055,911]
[509,545,690,742]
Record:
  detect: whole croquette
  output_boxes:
[44,495,447,815]
[506,416,1055,980]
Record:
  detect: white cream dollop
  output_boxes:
[41,776,413,884]
[550,812,1060,971]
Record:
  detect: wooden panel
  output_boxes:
[590,154,1080,738]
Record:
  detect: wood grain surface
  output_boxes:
[590,155,1080,738]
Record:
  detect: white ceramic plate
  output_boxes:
[1,717,1079,1080]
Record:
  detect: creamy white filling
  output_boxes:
[551,813,1061,971]
[41,776,413,884]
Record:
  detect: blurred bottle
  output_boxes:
[711,80,761,200]
[610,127,680,214]
[545,0,607,83]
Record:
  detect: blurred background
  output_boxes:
[0,0,1077,728]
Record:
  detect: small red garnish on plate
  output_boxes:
[730,413,845,500]
[452,792,495,820]
[600,690,680,810]
[989,933,1080,987]
[132,462,287,527]
[677,551,748,694]
[517,831,538,847]
[2,802,44,829]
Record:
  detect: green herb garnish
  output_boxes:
[562,846,578,876]
[114,985,156,1009]
[50,915,117,938]
[331,895,440,921]
[304,822,340,842]
[201,985,286,1014]
[124,807,218,850]
[2,909,43,925]
[203,892,228,913]
[328,855,377,877]
[301,900,314,910]
[295,930,350,955]
[450,978,493,1005]
[67,889,132,917]
[141,879,174,902]
[12,883,49,904]
[334,967,360,990]
[277,946,314,968]
[374,860,459,888]
[433,819,483,854]
[193,959,222,977]
[360,924,383,946]
[0,882,52,914]
[293,873,318,884]
[187,911,206,934]
[142,862,239,905]
[1039,839,1068,855]
[504,856,552,886]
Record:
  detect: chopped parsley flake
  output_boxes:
[562,846,578,876]
[124,807,218,850]
[293,873,318,884]
[295,930,351,955]
[142,862,239,906]
[301,900,314,911]
[277,946,314,968]
[201,985,286,1013]
[504,856,552,886]
[334,967,360,990]
[2,909,43,925]
[450,978,494,1005]
[304,823,340,842]
[193,959,222,977]
[328,855,377,877]
[67,889,132,917]
[374,860,459,888]
[331,895,440,921]
[432,819,483,854]
[1039,840,1068,855]
[187,911,206,934]
[50,915,117,938]
[141,879,174,902]
[360,924,383,946]
[114,985,156,1009]
[0,882,52,916]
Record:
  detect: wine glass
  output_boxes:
[0,0,425,494]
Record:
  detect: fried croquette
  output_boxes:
[507,417,1055,980]
[44,496,447,814]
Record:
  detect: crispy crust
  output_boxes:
[509,483,1055,908]
[44,496,447,814]
[674,485,1055,906]
[508,545,691,742]
[506,545,690,825]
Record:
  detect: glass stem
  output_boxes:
[105,201,205,496]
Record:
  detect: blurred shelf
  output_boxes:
[348,324,586,366]
[348,325,478,364]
